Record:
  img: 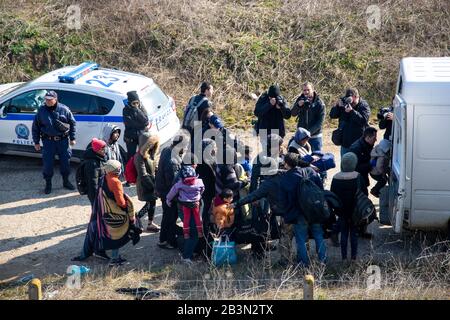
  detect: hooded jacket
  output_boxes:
[166,175,205,204]
[101,123,127,171]
[155,145,183,198]
[134,132,159,202]
[370,139,391,176]
[122,104,149,141]
[82,147,107,204]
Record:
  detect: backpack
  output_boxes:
[124,154,137,184]
[182,96,208,132]
[352,176,377,226]
[297,177,330,224]
[75,161,88,195]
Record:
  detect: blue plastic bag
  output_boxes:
[211,236,237,266]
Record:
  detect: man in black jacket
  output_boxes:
[122,91,149,160]
[377,106,393,140]
[349,127,378,196]
[254,85,291,138]
[330,88,370,156]
[155,133,189,249]
[291,82,326,152]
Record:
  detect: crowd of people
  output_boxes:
[32,82,394,267]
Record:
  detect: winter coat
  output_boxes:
[330,171,364,223]
[349,137,374,187]
[254,93,291,138]
[288,139,312,158]
[370,139,391,176]
[32,102,76,143]
[82,148,107,204]
[212,196,235,229]
[278,167,323,224]
[166,177,205,204]
[100,123,127,178]
[235,172,284,216]
[291,92,325,137]
[329,98,370,148]
[155,146,183,198]
[122,104,149,141]
[134,134,159,202]
[215,164,245,196]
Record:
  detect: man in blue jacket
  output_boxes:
[279,153,326,267]
[32,90,76,194]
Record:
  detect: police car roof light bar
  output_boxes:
[58,62,100,83]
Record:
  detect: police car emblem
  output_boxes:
[15,124,30,140]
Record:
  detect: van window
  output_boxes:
[397,76,403,94]
[4,89,46,113]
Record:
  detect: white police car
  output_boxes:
[0,62,180,159]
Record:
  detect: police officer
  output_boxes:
[32,90,76,194]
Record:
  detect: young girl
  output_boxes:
[166,166,205,239]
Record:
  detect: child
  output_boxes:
[212,189,235,235]
[241,145,253,178]
[370,139,391,197]
[166,166,205,239]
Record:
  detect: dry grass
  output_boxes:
[1,0,449,130]
[1,240,448,300]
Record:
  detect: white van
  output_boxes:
[0,62,180,160]
[380,57,450,233]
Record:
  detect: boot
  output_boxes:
[63,175,75,190]
[45,179,52,194]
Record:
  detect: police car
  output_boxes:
[0,62,180,160]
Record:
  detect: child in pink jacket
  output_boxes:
[166,166,205,239]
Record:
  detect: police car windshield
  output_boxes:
[139,85,169,114]
[0,83,26,97]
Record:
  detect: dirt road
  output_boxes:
[0,130,422,283]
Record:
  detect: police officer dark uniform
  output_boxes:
[32,90,77,194]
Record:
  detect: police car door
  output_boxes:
[54,90,104,157]
[0,89,47,153]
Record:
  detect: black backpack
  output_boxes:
[182,96,208,132]
[297,177,330,224]
[75,161,88,195]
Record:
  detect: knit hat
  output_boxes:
[260,156,279,176]
[341,152,358,172]
[104,160,122,174]
[92,138,106,153]
[127,91,140,103]
[268,84,281,98]
[294,127,311,144]
[181,165,197,179]
[209,114,224,129]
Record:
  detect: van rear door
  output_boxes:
[389,94,408,232]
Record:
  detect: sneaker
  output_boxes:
[71,255,87,262]
[109,256,127,266]
[123,182,131,188]
[146,222,160,233]
[93,251,111,260]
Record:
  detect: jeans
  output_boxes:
[42,137,72,180]
[159,197,179,246]
[370,173,388,195]
[293,217,327,267]
[183,215,199,259]
[309,136,323,153]
[339,218,358,260]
